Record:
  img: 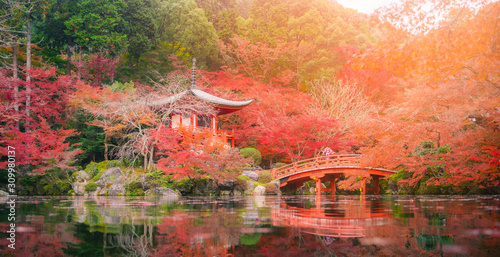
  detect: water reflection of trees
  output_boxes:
[0,196,499,256]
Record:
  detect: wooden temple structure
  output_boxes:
[147,59,253,147]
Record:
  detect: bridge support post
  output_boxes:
[361,177,366,195]
[311,175,324,195]
[315,178,321,196]
[330,177,336,195]
[373,176,380,195]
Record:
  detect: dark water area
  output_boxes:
[0,195,498,256]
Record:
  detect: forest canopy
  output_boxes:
[0,0,498,195]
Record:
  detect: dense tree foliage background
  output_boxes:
[0,0,498,194]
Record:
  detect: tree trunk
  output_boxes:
[67,45,72,75]
[25,10,31,130]
[104,133,109,161]
[78,46,82,80]
[148,146,154,170]
[13,39,19,129]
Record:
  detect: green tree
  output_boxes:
[63,0,128,56]
[120,0,158,63]
[35,0,80,74]
[156,0,219,69]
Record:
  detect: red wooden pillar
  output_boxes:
[361,177,366,195]
[373,176,380,195]
[311,175,324,196]
[316,178,322,196]
[330,177,336,195]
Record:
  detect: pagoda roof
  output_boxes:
[147,86,254,115]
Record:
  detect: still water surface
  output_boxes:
[0,195,499,256]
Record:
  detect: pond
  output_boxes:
[0,195,499,256]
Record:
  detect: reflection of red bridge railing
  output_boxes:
[272,200,392,238]
[271,155,396,194]
[272,210,366,237]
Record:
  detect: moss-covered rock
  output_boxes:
[173,177,194,195]
[85,181,98,191]
[94,167,126,188]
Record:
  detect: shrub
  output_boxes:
[235,177,248,192]
[237,175,250,181]
[105,160,123,169]
[125,181,145,196]
[43,184,54,195]
[257,170,273,184]
[85,162,99,178]
[173,177,193,195]
[129,188,144,196]
[85,182,98,191]
[240,148,262,166]
[275,162,287,168]
[264,182,278,195]
[96,161,109,171]
[57,181,71,194]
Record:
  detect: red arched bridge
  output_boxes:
[271,154,396,195]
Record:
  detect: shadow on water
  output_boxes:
[0,195,499,256]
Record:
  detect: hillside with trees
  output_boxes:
[0,0,498,195]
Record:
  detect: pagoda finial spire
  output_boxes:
[191,57,197,89]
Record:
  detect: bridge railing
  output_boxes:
[271,154,362,179]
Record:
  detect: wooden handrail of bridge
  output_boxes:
[271,154,363,179]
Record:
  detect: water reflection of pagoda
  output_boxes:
[272,196,392,238]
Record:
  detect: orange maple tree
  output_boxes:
[346,0,500,193]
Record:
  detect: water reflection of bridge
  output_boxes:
[272,196,392,238]
[271,154,396,194]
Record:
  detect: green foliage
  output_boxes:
[125,181,144,196]
[96,161,109,172]
[147,170,173,188]
[239,233,262,246]
[252,181,265,187]
[85,182,98,191]
[64,0,128,55]
[389,169,413,184]
[156,0,219,69]
[57,181,71,194]
[119,0,158,62]
[66,110,105,167]
[413,141,452,156]
[379,179,390,195]
[257,170,273,184]
[413,141,436,156]
[389,168,417,195]
[237,175,250,181]
[83,160,122,183]
[43,184,54,194]
[91,171,104,183]
[85,162,100,179]
[275,162,287,168]
[240,147,262,166]
[104,160,123,169]
[173,177,194,195]
[106,81,135,93]
[117,43,191,82]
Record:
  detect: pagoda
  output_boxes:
[147,59,253,147]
